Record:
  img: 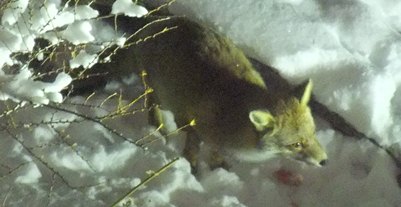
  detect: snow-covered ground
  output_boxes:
[1,0,401,206]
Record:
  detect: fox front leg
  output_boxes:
[183,128,202,174]
[209,148,231,171]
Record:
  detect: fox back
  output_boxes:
[130,17,327,168]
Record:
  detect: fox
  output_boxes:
[64,14,327,171]
[120,16,328,170]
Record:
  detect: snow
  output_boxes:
[14,163,42,184]
[0,0,401,207]
[112,0,148,17]
[70,50,98,69]
[70,5,99,20]
[30,2,75,33]
[62,21,95,44]
[1,0,29,25]
[0,67,71,104]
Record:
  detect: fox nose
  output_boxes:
[319,159,328,166]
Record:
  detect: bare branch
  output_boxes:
[110,157,180,207]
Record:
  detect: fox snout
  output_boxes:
[294,137,328,167]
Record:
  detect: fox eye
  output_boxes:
[290,142,303,150]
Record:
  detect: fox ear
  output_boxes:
[249,110,275,131]
[301,79,313,106]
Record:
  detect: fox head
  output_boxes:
[249,80,328,166]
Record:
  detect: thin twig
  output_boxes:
[110,157,179,207]
[3,127,74,188]
[44,103,139,147]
